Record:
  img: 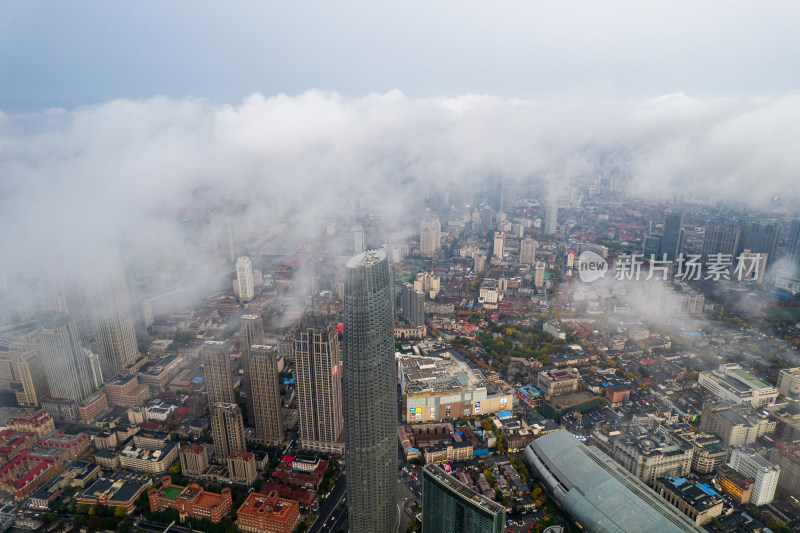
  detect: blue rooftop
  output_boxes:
[497,410,513,419]
[696,483,719,497]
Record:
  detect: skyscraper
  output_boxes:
[249,345,283,445]
[343,250,398,533]
[702,218,742,263]
[239,314,263,424]
[420,212,441,257]
[86,262,141,379]
[202,341,235,406]
[741,221,779,268]
[353,226,365,254]
[210,402,246,461]
[785,219,800,277]
[493,231,504,259]
[236,256,255,302]
[544,202,558,236]
[294,317,344,454]
[520,237,536,266]
[401,283,425,327]
[661,211,683,262]
[422,463,506,533]
[0,324,49,407]
[37,312,98,403]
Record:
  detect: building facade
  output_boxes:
[294,319,344,454]
[728,447,779,506]
[239,314,263,424]
[249,345,283,445]
[236,491,300,533]
[420,212,441,257]
[236,256,255,302]
[422,463,505,533]
[37,312,97,404]
[202,341,235,406]
[342,250,398,533]
[210,403,246,461]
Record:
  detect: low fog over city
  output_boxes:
[2,2,800,533]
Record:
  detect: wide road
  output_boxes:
[308,474,347,533]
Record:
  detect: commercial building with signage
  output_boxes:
[399,353,514,423]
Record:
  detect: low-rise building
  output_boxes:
[78,391,109,423]
[104,374,149,407]
[540,391,599,421]
[698,364,776,408]
[5,410,55,438]
[148,476,232,523]
[139,354,183,391]
[701,402,776,447]
[536,368,579,400]
[0,449,64,500]
[119,433,178,474]
[715,465,754,505]
[423,441,473,464]
[777,367,800,399]
[237,491,301,533]
[38,430,90,459]
[77,474,152,513]
[653,476,724,526]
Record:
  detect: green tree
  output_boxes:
[115,506,128,518]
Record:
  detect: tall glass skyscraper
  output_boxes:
[342,250,398,533]
[422,464,506,533]
[661,211,683,262]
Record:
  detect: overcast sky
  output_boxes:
[2,1,800,110]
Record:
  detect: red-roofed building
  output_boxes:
[259,482,314,507]
[270,458,328,489]
[38,430,89,459]
[237,491,300,533]
[0,430,37,466]
[148,475,231,524]
[5,410,55,438]
[0,450,63,500]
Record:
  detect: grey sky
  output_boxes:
[2,1,800,111]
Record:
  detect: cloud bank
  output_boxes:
[1,90,799,293]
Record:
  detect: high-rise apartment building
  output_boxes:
[661,212,683,262]
[402,283,425,327]
[785,219,800,278]
[544,202,558,236]
[210,402,246,461]
[422,463,506,533]
[741,221,779,268]
[239,314,263,423]
[87,262,141,379]
[493,232,504,259]
[420,212,441,257]
[0,325,48,407]
[701,218,742,263]
[343,250,398,533]
[202,341,235,406]
[37,312,98,403]
[520,237,536,266]
[236,256,255,303]
[728,447,779,506]
[294,318,344,454]
[249,345,283,445]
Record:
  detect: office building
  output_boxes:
[544,202,558,236]
[402,283,425,327]
[400,354,514,422]
[524,430,702,532]
[202,341,235,406]
[353,225,365,254]
[536,368,579,400]
[769,441,800,499]
[37,312,97,404]
[697,364,777,407]
[741,221,779,268]
[86,261,141,379]
[239,314,263,423]
[777,367,800,399]
[520,237,536,266]
[294,318,344,454]
[785,219,800,276]
[342,250,398,533]
[715,465,754,505]
[493,232,504,259]
[700,402,776,447]
[661,212,684,262]
[643,235,662,258]
[728,447,779,506]
[236,256,255,302]
[701,218,742,263]
[104,374,148,407]
[0,325,48,407]
[210,402,246,461]
[420,212,441,257]
[249,345,283,445]
[422,463,505,533]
